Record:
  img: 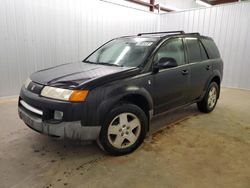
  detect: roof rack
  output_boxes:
[137,31,185,36]
[185,32,200,35]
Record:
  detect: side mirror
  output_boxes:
[153,57,178,72]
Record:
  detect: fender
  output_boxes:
[200,69,222,100]
[97,85,153,126]
[205,69,221,89]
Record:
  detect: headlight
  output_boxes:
[41,86,89,102]
[24,78,32,89]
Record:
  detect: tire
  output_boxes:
[197,82,219,113]
[98,103,147,156]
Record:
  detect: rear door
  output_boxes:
[152,37,190,114]
[184,37,212,101]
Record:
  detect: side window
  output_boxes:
[200,38,221,59]
[154,38,185,66]
[186,38,201,63]
[199,41,208,61]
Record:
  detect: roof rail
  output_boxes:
[137,31,185,36]
[185,32,200,36]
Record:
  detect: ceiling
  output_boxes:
[110,0,244,12]
[131,0,243,11]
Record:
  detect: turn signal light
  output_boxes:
[69,90,89,102]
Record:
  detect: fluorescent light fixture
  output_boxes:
[196,0,212,7]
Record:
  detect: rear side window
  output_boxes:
[186,38,201,63]
[199,42,208,61]
[186,37,208,63]
[200,38,220,59]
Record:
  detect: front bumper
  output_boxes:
[19,85,83,122]
[18,107,101,140]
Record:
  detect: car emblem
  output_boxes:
[31,85,36,91]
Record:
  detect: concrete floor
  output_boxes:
[0,88,250,188]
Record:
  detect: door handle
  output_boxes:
[206,65,212,70]
[182,69,189,75]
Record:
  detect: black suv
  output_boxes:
[18,31,223,155]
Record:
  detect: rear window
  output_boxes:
[200,38,220,59]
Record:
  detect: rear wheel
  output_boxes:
[197,82,219,113]
[98,103,147,155]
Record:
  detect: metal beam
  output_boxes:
[149,0,155,12]
[126,0,172,12]
[203,0,238,5]
[154,4,172,12]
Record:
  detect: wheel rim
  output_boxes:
[207,86,217,109]
[107,113,141,149]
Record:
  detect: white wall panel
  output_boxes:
[0,0,158,97]
[1,0,250,97]
[160,2,250,90]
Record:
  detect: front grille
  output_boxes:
[27,82,43,94]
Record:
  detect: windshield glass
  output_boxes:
[85,38,156,67]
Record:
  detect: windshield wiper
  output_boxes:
[84,61,123,67]
[84,60,95,64]
[95,62,123,67]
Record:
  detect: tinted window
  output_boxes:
[200,38,220,59]
[186,38,202,63]
[199,42,208,61]
[154,38,185,66]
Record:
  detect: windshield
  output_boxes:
[85,38,156,67]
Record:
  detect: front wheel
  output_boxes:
[98,103,147,156]
[197,82,219,113]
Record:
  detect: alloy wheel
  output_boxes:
[207,86,217,109]
[107,113,141,149]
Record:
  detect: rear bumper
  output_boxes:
[18,107,101,140]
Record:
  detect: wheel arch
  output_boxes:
[119,93,152,129]
[97,86,153,132]
[205,72,221,99]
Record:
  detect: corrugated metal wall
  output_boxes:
[1,1,250,97]
[160,2,250,90]
[0,0,158,97]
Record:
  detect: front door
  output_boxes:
[152,38,190,114]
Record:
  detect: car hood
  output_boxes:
[30,62,137,89]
